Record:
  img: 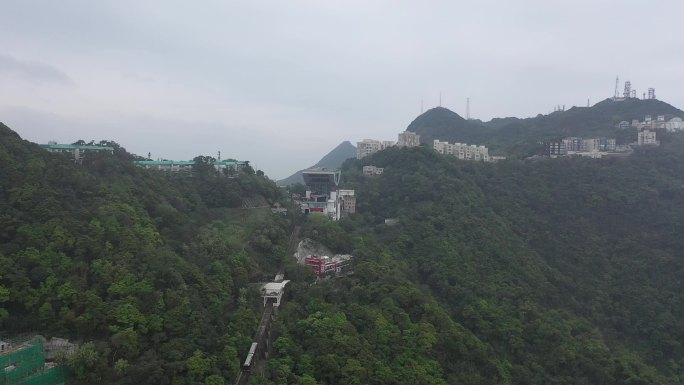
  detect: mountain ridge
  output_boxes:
[406,98,684,156]
[277,140,356,185]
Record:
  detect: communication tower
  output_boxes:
[648,88,656,100]
[623,81,631,98]
[614,76,620,98]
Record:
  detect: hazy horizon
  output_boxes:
[2,0,683,179]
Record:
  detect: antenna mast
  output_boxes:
[614,76,619,98]
[466,97,470,120]
[439,92,442,107]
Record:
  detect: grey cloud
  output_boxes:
[0,54,73,85]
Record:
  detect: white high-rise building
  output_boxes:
[637,129,658,145]
[397,131,420,147]
[433,140,490,161]
[356,139,384,159]
[356,139,395,159]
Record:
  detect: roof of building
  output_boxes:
[261,280,291,296]
[301,167,340,174]
[302,168,341,186]
[40,144,114,151]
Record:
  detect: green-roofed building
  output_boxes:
[133,160,247,174]
[40,143,114,163]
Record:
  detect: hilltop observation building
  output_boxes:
[40,142,114,163]
[302,168,341,195]
[295,168,355,220]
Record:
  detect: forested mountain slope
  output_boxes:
[0,123,291,384]
[260,134,684,384]
[4,118,684,385]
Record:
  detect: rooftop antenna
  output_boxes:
[466,97,470,120]
[614,76,620,98]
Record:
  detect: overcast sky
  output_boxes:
[1,0,683,179]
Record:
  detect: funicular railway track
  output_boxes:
[234,223,299,385]
[234,300,275,385]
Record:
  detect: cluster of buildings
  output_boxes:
[545,135,651,158]
[545,113,684,158]
[293,168,356,221]
[617,115,684,133]
[39,142,248,175]
[433,140,491,161]
[546,137,629,158]
[356,131,421,159]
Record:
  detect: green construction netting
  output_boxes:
[12,367,65,385]
[1,338,65,385]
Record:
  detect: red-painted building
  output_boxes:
[305,255,352,278]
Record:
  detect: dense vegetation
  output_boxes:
[4,103,684,385]
[0,123,291,385]
[257,134,684,384]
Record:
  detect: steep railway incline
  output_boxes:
[234,225,300,385]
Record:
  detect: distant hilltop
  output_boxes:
[405,98,684,158]
[279,96,684,183]
[277,141,357,186]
